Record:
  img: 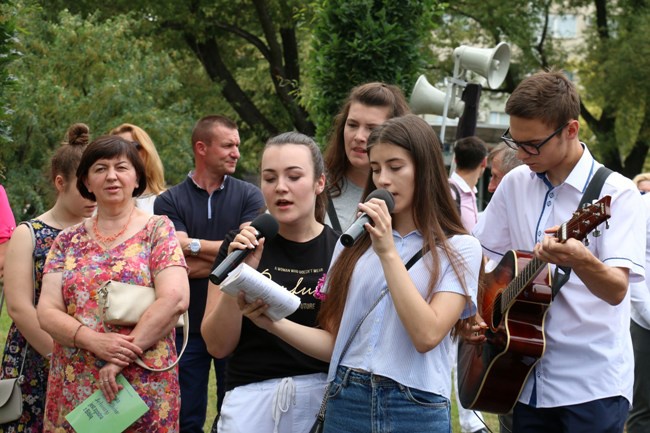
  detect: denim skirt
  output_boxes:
[322,366,451,433]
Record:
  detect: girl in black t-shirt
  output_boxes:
[202,132,338,433]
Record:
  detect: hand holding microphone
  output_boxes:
[341,189,395,247]
[209,213,279,285]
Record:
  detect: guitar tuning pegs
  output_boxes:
[584,237,590,246]
[592,229,601,238]
[605,221,610,230]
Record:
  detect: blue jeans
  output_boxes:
[323,366,451,433]
[176,332,227,433]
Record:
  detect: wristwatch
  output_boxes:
[189,238,201,256]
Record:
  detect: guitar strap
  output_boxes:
[551,166,613,298]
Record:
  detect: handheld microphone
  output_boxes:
[340,189,395,248]
[209,213,279,285]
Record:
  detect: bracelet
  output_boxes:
[72,323,85,348]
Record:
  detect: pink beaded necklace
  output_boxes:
[93,206,135,246]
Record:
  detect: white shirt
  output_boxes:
[473,145,645,408]
[631,193,650,329]
[325,230,482,399]
[136,194,157,214]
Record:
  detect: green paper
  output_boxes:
[65,374,149,433]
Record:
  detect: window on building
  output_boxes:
[489,111,510,126]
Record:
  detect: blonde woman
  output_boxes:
[110,123,166,213]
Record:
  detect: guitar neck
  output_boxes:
[501,256,546,311]
[497,195,611,315]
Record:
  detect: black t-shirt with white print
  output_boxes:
[212,225,339,391]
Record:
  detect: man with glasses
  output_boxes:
[472,70,645,433]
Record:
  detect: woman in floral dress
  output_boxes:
[37,135,189,432]
[1,123,96,433]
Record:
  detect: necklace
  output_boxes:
[93,207,134,246]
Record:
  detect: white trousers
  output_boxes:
[217,373,327,433]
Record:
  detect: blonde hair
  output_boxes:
[110,123,166,194]
[633,172,650,188]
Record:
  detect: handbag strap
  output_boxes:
[98,298,189,373]
[134,311,188,372]
[314,248,425,422]
[326,192,343,234]
[333,249,424,365]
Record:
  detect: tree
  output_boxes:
[2,6,226,220]
[307,0,440,141]
[432,0,650,176]
[0,0,19,175]
[41,0,315,139]
[578,0,650,176]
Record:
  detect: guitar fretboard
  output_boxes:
[500,256,546,312]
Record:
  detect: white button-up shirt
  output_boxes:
[473,145,645,408]
[631,193,650,329]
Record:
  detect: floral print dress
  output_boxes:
[0,220,58,433]
[42,215,186,433]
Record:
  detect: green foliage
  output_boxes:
[307,0,440,142]
[430,0,650,175]
[0,0,19,174]
[2,5,228,220]
[578,0,650,172]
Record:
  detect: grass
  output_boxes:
[0,285,498,433]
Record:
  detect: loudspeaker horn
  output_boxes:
[410,75,465,119]
[453,41,511,89]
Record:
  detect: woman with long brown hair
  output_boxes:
[240,114,482,432]
[323,82,410,232]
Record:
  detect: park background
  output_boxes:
[0,0,648,431]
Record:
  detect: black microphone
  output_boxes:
[340,189,395,248]
[209,213,279,285]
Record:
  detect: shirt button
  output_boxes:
[549,193,554,198]
[546,201,551,206]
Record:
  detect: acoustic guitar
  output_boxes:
[457,196,611,414]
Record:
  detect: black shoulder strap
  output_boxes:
[551,165,613,298]
[326,192,343,234]
[449,182,462,215]
[579,166,614,209]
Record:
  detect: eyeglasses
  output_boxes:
[501,121,570,155]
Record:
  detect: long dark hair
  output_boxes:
[324,82,411,197]
[319,114,471,336]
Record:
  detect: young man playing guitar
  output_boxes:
[470,70,645,433]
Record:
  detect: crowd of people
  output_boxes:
[0,71,647,433]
